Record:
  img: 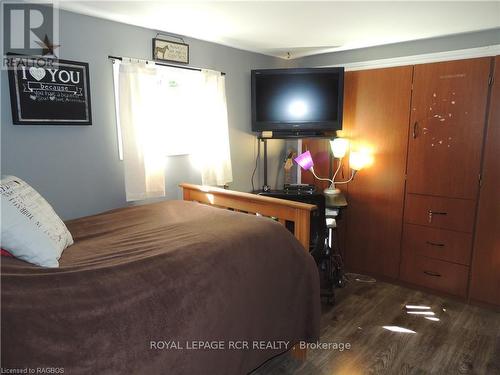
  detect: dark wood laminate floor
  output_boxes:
[251,279,500,375]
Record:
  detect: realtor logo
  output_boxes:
[2,1,60,60]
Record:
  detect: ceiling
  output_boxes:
[60,1,500,59]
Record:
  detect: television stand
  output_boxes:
[257,132,335,192]
[261,138,271,192]
[256,189,346,305]
[259,131,335,140]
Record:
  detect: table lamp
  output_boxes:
[294,138,368,198]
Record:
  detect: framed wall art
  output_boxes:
[8,56,92,125]
[152,38,189,64]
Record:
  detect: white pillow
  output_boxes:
[0,176,73,267]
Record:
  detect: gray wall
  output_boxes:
[295,28,500,67]
[1,10,286,219]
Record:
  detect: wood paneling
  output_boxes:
[404,194,476,233]
[402,224,472,266]
[342,66,413,279]
[406,58,491,199]
[300,138,332,191]
[470,56,500,307]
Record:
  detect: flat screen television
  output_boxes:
[251,67,344,135]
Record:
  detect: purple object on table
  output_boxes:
[294,150,314,170]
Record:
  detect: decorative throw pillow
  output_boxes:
[0,176,73,267]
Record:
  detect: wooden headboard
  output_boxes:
[179,183,316,251]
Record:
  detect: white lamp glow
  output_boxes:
[349,150,371,171]
[330,138,349,158]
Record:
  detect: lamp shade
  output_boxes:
[349,150,369,171]
[294,150,314,170]
[330,138,349,158]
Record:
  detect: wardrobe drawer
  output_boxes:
[402,224,472,265]
[404,194,476,232]
[400,254,469,298]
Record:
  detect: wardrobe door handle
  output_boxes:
[423,270,442,277]
[426,241,445,247]
[412,121,419,139]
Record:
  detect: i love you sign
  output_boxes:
[8,56,92,125]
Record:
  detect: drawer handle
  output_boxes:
[426,241,445,247]
[412,121,419,139]
[428,210,448,223]
[423,270,442,277]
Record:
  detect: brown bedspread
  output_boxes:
[1,200,320,374]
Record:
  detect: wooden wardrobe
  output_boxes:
[304,56,499,308]
[400,58,491,299]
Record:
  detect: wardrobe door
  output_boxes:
[469,56,500,307]
[342,66,413,278]
[407,58,491,199]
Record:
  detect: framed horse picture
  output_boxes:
[152,38,189,64]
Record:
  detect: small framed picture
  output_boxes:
[152,38,189,64]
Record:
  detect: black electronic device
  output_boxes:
[251,67,344,136]
[283,183,316,194]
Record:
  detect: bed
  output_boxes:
[1,184,320,374]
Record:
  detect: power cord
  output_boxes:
[251,138,260,192]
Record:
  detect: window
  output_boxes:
[112,59,233,201]
[113,61,200,158]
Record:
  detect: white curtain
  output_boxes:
[118,61,166,201]
[114,62,233,200]
[192,70,233,186]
